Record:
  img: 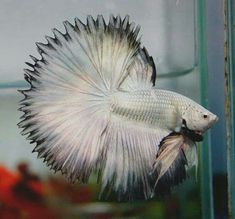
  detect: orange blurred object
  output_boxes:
[47,177,92,204]
[0,163,56,219]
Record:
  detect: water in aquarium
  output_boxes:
[0,0,224,218]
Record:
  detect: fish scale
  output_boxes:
[111,89,179,130]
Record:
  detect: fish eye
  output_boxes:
[203,114,208,119]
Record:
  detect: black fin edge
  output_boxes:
[18,15,152,197]
[18,14,145,145]
[99,177,151,202]
[140,47,157,86]
[19,14,143,96]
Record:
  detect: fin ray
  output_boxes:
[151,132,197,195]
[19,15,158,199]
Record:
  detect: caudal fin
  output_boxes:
[18,15,158,199]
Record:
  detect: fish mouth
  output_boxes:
[181,119,204,142]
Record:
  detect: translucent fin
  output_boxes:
[151,133,188,194]
[183,139,198,179]
[18,15,157,196]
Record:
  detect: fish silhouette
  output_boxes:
[18,15,218,200]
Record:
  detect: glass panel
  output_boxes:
[206,0,228,218]
[225,0,235,217]
[0,0,196,85]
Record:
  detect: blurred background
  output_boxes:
[0,0,233,218]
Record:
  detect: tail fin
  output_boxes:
[18,15,157,198]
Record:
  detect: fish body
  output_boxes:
[111,89,217,132]
[18,15,218,200]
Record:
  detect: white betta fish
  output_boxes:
[18,15,218,200]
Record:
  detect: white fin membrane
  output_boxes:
[18,15,159,199]
[100,116,169,200]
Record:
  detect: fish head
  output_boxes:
[180,101,218,136]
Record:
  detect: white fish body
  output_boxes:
[18,15,218,200]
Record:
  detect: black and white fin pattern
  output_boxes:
[150,132,197,195]
[18,15,157,200]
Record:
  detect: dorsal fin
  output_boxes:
[119,46,156,90]
[23,15,156,94]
